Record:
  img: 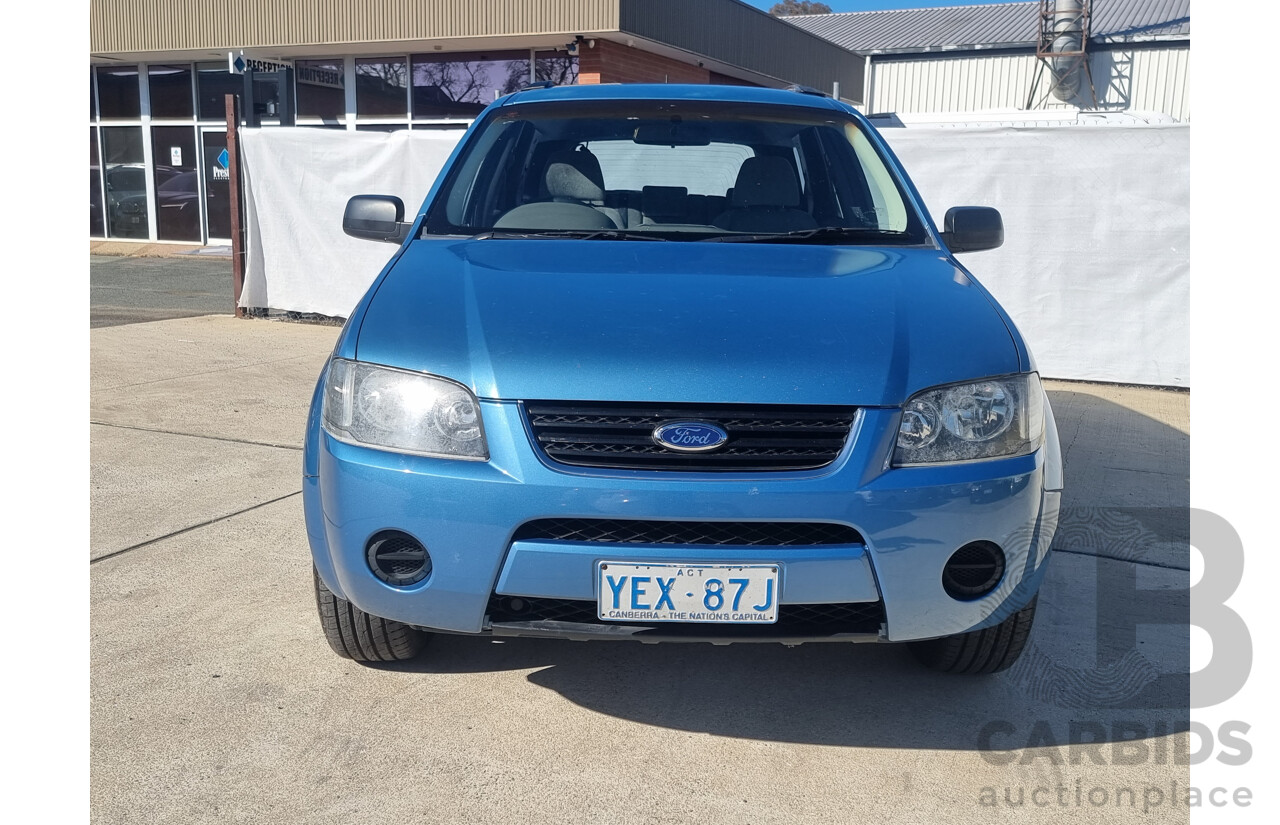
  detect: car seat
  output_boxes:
[543,147,628,228]
[711,156,818,233]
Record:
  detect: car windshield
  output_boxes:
[423,99,929,244]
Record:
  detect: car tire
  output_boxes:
[907,595,1037,675]
[313,567,427,662]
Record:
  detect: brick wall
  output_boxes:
[578,38,713,85]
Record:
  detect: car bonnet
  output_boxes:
[353,238,1020,407]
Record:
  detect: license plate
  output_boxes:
[597,562,778,623]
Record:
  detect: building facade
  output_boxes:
[786,0,1189,121]
[89,0,863,245]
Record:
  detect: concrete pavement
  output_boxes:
[91,314,1192,824]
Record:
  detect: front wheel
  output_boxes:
[313,567,427,662]
[907,595,1037,675]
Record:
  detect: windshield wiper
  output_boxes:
[574,229,670,241]
[471,229,668,241]
[696,227,913,244]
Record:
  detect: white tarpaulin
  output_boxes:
[239,128,461,316]
[238,123,1189,386]
[879,125,1189,387]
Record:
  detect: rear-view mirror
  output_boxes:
[633,120,711,146]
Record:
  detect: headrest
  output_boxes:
[544,148,606,203]
[730,156,801,208]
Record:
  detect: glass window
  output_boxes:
[152,126,200,241]
[356,124,406,132]
[202,131,232,240]
[411,50,527,119]
[97,66,140,119]
[101,126,148,239]
[296,59,345,121]
[534,52,578,86]
[425,99,926,242]
[590,142,753,196]
[245,74,283,121]
[848,127,909,232]
[90,128,104,237]
[197,64,284,122]
[90,70,97,120]
[148,65,194,119]
[355,57,408,118]
[197,64,240,120]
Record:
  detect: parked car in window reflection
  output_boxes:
[90,165,105,237]
[154,171,202,240]
[105,164,190,239]
[104,164,149,238]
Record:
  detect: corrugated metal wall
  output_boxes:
[618,0,863,96]
[870,46,1190,121]
[91,0,620,53]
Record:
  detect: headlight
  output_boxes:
[893,374,1044,465]
[321,358,488,460]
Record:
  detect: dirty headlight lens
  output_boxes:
[893,374,1043,465]
[322,358,488,460]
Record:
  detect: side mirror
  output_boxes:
[343,195,411,243]
[940,206,1003,253]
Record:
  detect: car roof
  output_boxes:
[500,83,849,114]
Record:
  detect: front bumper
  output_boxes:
[305,398,1060,643]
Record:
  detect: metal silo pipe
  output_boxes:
[1049,0,1084,100]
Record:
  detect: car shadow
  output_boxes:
[387,387,1191,753]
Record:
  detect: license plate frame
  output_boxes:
[597,562,779,624]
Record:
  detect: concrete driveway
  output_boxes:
[91,315,1190,824]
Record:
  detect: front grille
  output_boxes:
[486,595,884,636]
[513,518,863,547]
[525,401,856,471]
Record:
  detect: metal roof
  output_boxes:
[784,0,1190,55]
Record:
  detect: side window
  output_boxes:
[799,127,844,226]
[445,120,509,225]
[445,120,531,227]
[520,139,562,205]
[847,125,908,232]
[792,143,808,203]
[487,125,536,218]
[812,125,906,230]
[814,126,874,226]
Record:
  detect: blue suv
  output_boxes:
[305,84,1063,674]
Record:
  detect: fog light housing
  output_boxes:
[942,541,1005,600]
[366,531,432,586]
